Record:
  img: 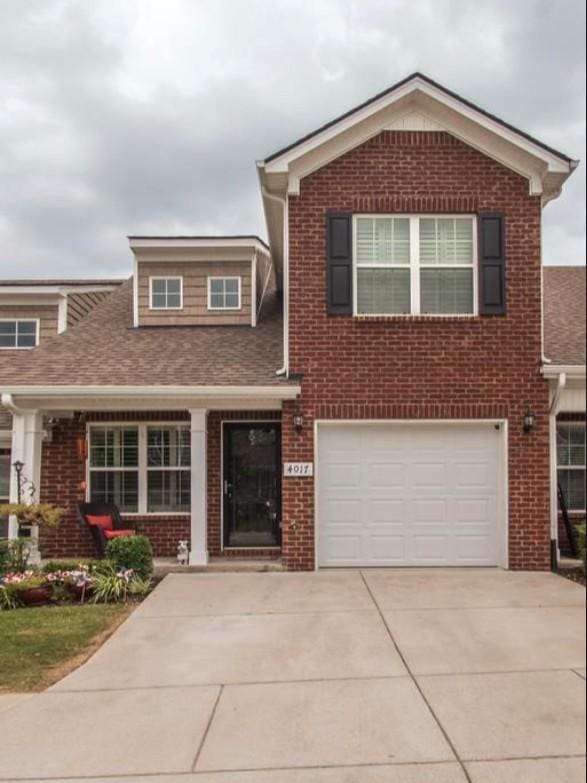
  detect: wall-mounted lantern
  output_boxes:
[293,411,304,432]
[523,409,536,433]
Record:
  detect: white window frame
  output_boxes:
[149,276,183,310]
[86,422,191,516]
[0,319,40,349]
[556,421,586,513]
[207,276,242,311]
[352,214,478,317]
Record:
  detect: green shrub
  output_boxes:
[42,560,100,574]
[91,572,130,604]
[105,535,153,579]
[0,539,31,574]
[128,576,153,596]
[0,542,10,576]
[0,584,21,611]
[577,524,586,575]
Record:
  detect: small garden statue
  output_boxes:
[177,540,189,566]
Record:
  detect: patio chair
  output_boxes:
[77,502,136,557]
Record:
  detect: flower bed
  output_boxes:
[0,562,153,611]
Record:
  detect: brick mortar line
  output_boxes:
[359,569,474,783]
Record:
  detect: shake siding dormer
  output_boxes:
[129,237,273,328]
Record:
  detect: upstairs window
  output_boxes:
[557,423,586,512]
[208,277,241,310]
[354,215,476,316]
[149,277,183,310]
[0,320,38,349]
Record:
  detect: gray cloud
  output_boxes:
[0,0,584,278]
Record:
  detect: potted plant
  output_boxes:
[0,502,65,565]
[0,462,65,565]
[2,571,54,606]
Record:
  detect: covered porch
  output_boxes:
[0,384,300,565]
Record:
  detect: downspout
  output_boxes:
[549,372,567,568]
[261,186,288,377]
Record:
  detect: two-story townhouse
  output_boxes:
[0,279,122,536]
[0,74,584,570]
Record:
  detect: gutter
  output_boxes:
[0,385,301,400]
[541,364,586,380]
[260,185,289,377]
[1,393,25,415]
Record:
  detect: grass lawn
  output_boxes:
[0,603,131,693]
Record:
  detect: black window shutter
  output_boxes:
[326,213,353,315]
[478,213,506,315]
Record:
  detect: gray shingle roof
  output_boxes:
[544,266,586,366]
[0,278,287,387]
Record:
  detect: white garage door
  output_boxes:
[317,423,502,567]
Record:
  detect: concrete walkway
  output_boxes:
[0,569,585,782]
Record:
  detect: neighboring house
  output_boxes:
[543,266,586,553]
[0,73,584,570]
[0,279,123,536]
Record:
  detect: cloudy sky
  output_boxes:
[0,0,584,279]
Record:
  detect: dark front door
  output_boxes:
[223,423,281,548]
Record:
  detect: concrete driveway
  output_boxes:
[0,569,585,782]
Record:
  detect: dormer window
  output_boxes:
[208,277,241,310]
[0,319,38,349]
[149,277,183,310]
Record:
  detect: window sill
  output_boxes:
[353,314,478,323]
[119,513,191,519]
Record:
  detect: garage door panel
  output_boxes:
[325,499,362,523]
[367,536,406,561]
[369,499,406,523]
[410,461,447,488]
[412,535,450,562]
[325,463,361,488]
[455,535,495,562]
[325,535,362,563]
[368,462,405,487]
[412,498,448,523]
[318,424,501,567]
[454,461,496,488]
[455,498,491,523]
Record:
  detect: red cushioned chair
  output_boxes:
[77,502,136,557]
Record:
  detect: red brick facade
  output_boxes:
[39,411,193,558]
[39,409,283,560]
[280,130,550,570]
[37,131,556,572]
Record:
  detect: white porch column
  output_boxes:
[189,409,208,565]
[9,410,44,540]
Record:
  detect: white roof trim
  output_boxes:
[0,285,118,296]
[263,76,574,175]
[129,238,270,255]
[0,384,301,399]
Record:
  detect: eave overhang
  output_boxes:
[258,73,578,280]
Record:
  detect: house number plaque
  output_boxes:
[284,462,314,477]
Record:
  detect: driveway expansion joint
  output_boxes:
[359,569,474,783]
[191,685,225,772]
